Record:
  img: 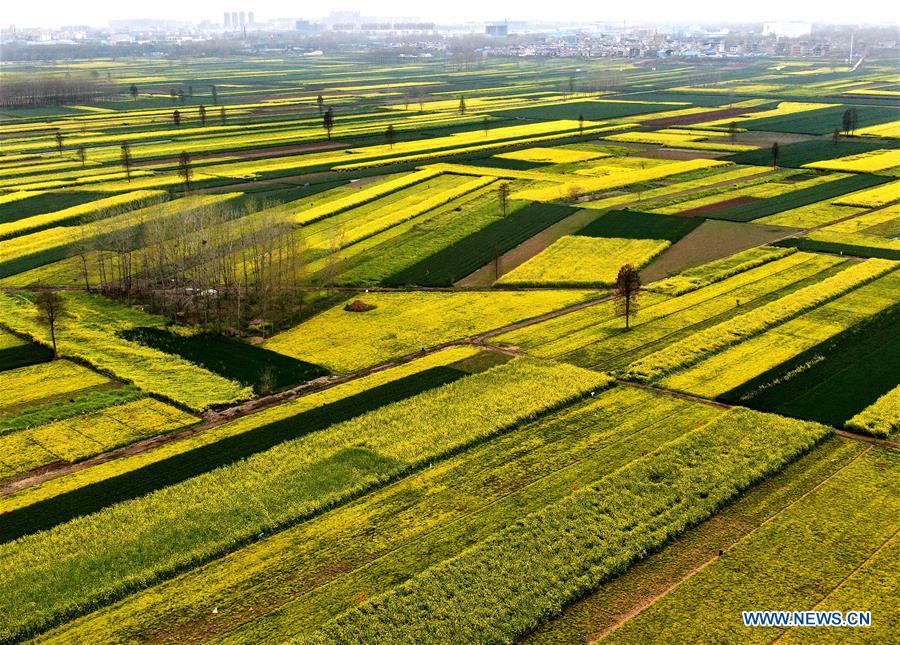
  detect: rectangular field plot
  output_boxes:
[0,399,196,481]
[526,436,868,642]
[495,236,670,287]
[264,290,598,372]
[36,385,721,643]
[722,305,900,428]
[495,251,844,369]
[657,264,900,397]
[0,358,609,642]
[604,446,899,645]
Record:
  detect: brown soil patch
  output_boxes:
[734,130,820,147]
[634,148,728,161]
[640,219,798,283]
[679,195,760,217]
[642,106,767,127]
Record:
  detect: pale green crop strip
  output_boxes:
[306,408,829,644]
[0,358,611,642]
[625,259,898,382]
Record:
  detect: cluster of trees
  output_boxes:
[0,74,111,108]
[71,200,328,331]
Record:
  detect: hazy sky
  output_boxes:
[4,0,892,28]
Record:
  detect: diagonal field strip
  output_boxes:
[595,444,874,643]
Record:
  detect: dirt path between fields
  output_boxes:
[4,189,898,495]
[0,292,613,497]
[769,527,900,644]
[591,444,875,643]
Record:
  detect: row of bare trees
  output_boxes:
[71,199,334,332]
[0,74,111,108]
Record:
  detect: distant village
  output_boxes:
[2,12,896,62]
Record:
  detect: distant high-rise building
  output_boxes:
[239,11,246,26]
[223,12,231,28]
[485,23,508,36]
[231,12,239,29]
[248,11,254,25]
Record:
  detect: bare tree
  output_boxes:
[178,151,193,192]
[34,289,66,358]
[76,144,86,167]
[323,107,334,140]
[220,106,226,124]
[120,142,133,181]
[385,124,396,149]
[54,130,64,155]
[614,264,641,331]
[316,94,324,114]
[841,108,858,135]
[458,95,466,114]
[210,84,218,105]
[483,116,490,136]
[199,104,207,125]
[498,182,510,217]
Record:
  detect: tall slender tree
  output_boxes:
[76,144,86,167]
[220,106,226,124]
[323,107,334,140]
[578,113,584,136]
[173,109,181,127]
[771,141,780,169]
[34,289,66,358]
[458,95,466,114]
[316,94,324,114]
[178,151,193,192]
[210,84,218,105]
[54,130,64,155]
[498,182,510,217]
[614,264,641,331]
[385,124,396,149]
[120,141,133,181]
[198,104,207,125]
